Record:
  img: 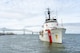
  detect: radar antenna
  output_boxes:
[47,8,50,19]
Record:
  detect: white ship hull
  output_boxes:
[39,28,66,43]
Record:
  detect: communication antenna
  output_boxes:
[61,18,63,27]
[47,8,51,19]
[56,8,58,18]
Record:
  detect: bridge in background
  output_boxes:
[0,28,39,35]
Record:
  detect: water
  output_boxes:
[0,34,80,53]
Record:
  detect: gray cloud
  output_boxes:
[0,0,80,28]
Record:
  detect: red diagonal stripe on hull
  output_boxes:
[46,29,52,43]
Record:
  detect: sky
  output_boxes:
[0,0,80,33]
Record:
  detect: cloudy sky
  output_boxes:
[0,0,80,31]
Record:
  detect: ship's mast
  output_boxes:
[47,8,50,19]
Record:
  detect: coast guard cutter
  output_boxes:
[39,8,66,43]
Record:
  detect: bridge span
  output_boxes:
[0,28,39,35]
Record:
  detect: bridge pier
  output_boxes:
[23,29,25,35]
[2,30,5,35]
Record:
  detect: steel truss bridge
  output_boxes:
[0,28,39,35]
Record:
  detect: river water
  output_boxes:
[0,34,80,53]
